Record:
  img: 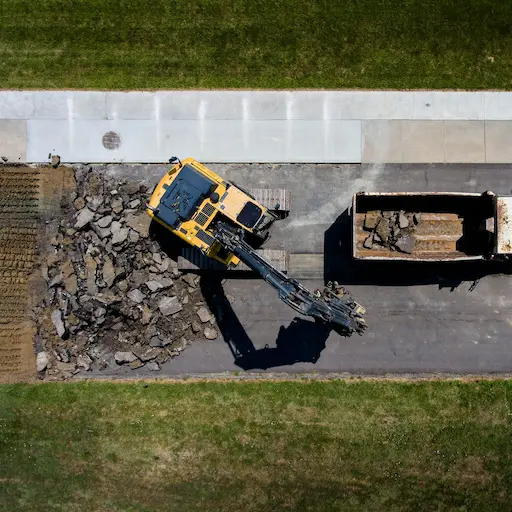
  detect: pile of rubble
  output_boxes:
[34,169,220,379]
[363,210,421,254]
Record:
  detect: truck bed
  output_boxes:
[353,192,495,261]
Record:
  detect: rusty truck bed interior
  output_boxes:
[354,193,495,260]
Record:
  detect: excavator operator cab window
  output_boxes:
[237,201,263,229]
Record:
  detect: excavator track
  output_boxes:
[178,247,289,272]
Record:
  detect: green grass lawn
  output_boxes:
[1,381,512,511]
[0,0,512,89]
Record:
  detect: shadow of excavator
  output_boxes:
[199,275,331,370]
[150,219,332,369]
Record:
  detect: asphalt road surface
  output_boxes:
[100,163,512,376]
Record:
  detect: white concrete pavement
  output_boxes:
[2,90,512,163]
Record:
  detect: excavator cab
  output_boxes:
[152,163,216,229]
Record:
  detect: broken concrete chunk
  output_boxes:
[120,182,141,196]
[197,306,212,323]
[135,347,161,362]
[114,351,138,364]
[363,235,373,250]
[203,327,218,340]
[96,215,113,228]
[74,197,85,210]
[92,225,111,240]
[172,337,188,352]
[76,354,93,371]
[112,227,129,245]
[363,214,378,231]
[129,270,148,287]
[395,235,416,254]
[63,273,78,295]
[146,361,161,371]
[117,280,128,293]
[111,220,121,233]
[55,347,70,363]
[129,229,139,243]
[94,292,122,305]
[149,336,171,348]
[61,260,74,278]
[87,196,103,212]
[36,351,50,372]
[94,307,107,318]
[111,196,123,214]
[85,254,98,295]
[413,213,422,225]
[375,217,390,243]
[145,278,173,292]
[51,309,66,338]
[49,272,63,288]
[182,274,197,287]
[398,212,409,229]
[56,361,76,372]
[125,213,151,238]
[102,256,116,288]
[75,207,95,229]
[127,288,145,304]
[158,296,183,316]
[140,305,152,325]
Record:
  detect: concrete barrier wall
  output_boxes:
[1,91,512,163]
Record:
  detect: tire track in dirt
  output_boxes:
[0,166,75,382]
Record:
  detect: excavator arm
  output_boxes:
[214,222,367,335]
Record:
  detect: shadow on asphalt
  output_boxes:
[151,220,333,370]
[324,209,511,290]
[199,276,330,370]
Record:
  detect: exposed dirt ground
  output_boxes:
[0,166,74,382]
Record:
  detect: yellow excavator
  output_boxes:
[147,157,366,334]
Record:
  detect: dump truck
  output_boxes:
[353,191,512,262]
[147,157,366,334]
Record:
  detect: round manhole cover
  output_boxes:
[102,131,122,150]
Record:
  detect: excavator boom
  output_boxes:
[214,223,367,334]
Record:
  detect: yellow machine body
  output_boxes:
[147,158,276,266]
